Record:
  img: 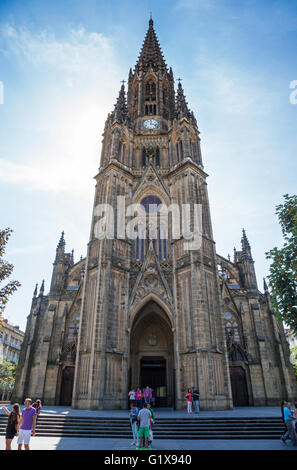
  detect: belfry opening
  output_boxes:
[129,300,174,408]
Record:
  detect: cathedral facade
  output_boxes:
[12,20,297,410]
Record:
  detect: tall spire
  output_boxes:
[39,279,45,296]
[241,228,251,253]
[111,83,128,124]
[57,231,65,249]
[135,18,167,72]
[175,81,191,120]
[33,283,38,298]
[55,231,66,263]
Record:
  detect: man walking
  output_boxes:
[137,403,152,450]
[17,398,37,450]
[192,387,200,414]
[281,402,297,446]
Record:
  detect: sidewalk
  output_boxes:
[0,435,296,450]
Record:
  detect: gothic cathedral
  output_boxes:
[13,20,297,410]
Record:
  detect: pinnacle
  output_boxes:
[135,19,167,71]
[57,231,65,249]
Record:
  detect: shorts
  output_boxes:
[5,429,17,440]
[138,426,150,438]
[17,429,32,445]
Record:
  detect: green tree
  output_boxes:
[266,194,297,332]
[290,346,297,380]
[0,228,21,322]
[0,359,17,395]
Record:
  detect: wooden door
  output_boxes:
[60,367,75,406]
[230,366,249,406]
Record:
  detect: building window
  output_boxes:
[224,311,241,344]
[142,148,147,168]
[136,196,167,261]
[67,312,80,344]
[155,147,160,167]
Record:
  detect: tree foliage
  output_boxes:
[0,359,17,391]
[290,346,297,380]
[0,228,21,320]
[266,194,297,332]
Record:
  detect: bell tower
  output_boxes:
[72,19,233,410]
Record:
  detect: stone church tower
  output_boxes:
[12,20,297,410]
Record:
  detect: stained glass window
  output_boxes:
[135,196,167,261]
[67,312,80,343]
[224,311,241,344]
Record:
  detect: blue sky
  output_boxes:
[0,0,296,330]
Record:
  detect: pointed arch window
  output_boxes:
[144,78,157,115]
[67,312,80,344]
[135,196,167,261]
[142,148,147,168]
[224,311,241,344]
[155,147,160,167]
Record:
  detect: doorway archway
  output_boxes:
[129,300,174,407]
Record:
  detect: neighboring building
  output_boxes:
[285,329,297,350]
[0,318,24,400]
[0,319,24,364]
[12,19,297,409]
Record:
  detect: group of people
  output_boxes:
[185,387,200,414]
[1,398,42,450]
[129,401,155,450]
[280,401,297,446]
[128,386,155,409]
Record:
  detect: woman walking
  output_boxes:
[1,404,21,450]
[185,389,193,414]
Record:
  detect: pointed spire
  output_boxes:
[33,283,38,298]
[57,231,65,248]
[71,249,74,265]
[241,228,251,253]
[111,83,127,124]
[175,81,192,121]
[263,277,269,293]
[233,247,237,263]
[135,18,167,72]
[39,280,45,295]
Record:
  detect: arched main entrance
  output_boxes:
[129,300,174,407]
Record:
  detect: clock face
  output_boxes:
[143,119,159,130]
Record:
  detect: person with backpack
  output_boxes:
[1,403,21,450]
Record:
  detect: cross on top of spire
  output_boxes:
[134,18,167,72]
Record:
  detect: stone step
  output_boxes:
[0,415,285,439]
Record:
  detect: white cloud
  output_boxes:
[0,25,124,197]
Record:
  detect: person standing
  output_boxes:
[1,403,21,450]
[144,386,152,405]
[281,402,297,446]
[32,399,42,416]
[192,387,200,414]
[146,402,155,447]
[135,388,143,409]
[137,403,152,450]
[129,403,139,446]
[128,389,136,408]
[17,398,37,450]
[185,389,193,414]
[151,388,156,407]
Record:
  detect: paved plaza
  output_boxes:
[1,405,297,450]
